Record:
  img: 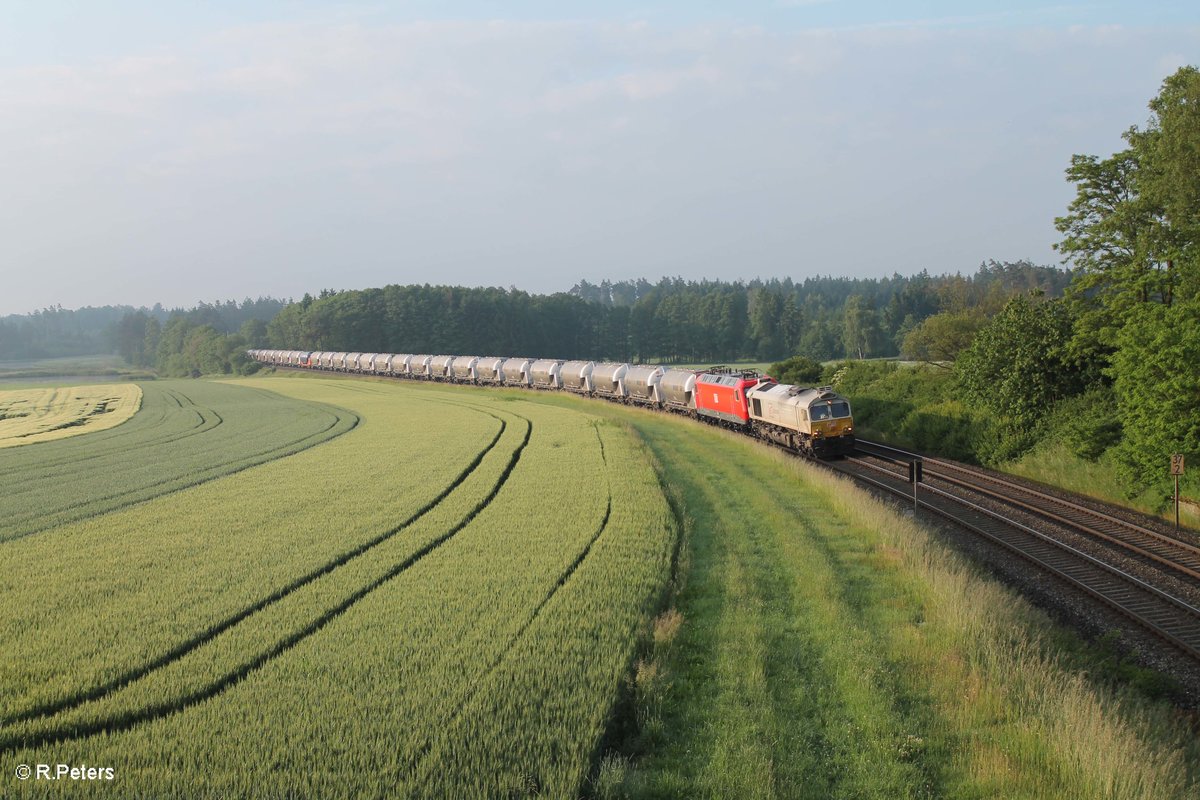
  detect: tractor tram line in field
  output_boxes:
[0,401,510,731]
[404,435,615,781]
[0,402,535,753]
[835,442,1200,666]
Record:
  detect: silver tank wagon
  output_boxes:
[452,355,481,382]
[429,355,455,380]
[659,369,698,411]
[530,359,564,389]
[389,354,413,376]
[409,355,433,378]
[560,361,595,394]
[477,357,505,383]
[501,358,532,386]
[590,363,629,398]
[625,365,665,405]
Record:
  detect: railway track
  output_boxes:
[835,439,1200,664]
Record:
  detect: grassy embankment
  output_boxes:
[510,391,1200,799]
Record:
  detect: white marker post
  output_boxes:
[1171,454,1185,529]
[909,459,923,511]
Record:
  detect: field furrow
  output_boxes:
[0,381,357,541]
[7,387,676,799]
[0,381,498,719]
[0,408,531,749]
[0,406,514,731]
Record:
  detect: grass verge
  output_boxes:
[576,408,1200,799]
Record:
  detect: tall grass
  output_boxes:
[790,446,1199,798]
[588,410,1199,799]
[1005,441,1200,531]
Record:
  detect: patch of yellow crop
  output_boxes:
[0,383,142,447]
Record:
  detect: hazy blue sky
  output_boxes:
[1,2,1197,314]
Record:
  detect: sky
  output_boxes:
[1,2,1197,315]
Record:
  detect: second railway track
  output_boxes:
[832,440,1200,664]
[857,439,1200,583]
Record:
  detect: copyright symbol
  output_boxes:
[15,764,31,780]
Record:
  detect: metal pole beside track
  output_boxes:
[1172,454,1185,530]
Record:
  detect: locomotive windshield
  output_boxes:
[810,400,851,420]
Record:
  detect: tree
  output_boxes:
[1055,66,1200,359]
[1054,148,1171,357]
[111,311,158,366]
[900,311,986,365]
[1110,298,1200,495]
[769,355,823,385]
[841,295,882,359]
[239,319,269,348]
[955,294,1093,430]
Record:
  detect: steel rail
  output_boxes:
[856,439,1200,584]
[832,455,1200,662]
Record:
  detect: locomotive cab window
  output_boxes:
[810,404,831,420]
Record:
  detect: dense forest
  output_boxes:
[258,261,1069,364]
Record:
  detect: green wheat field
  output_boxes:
[2,374,1198,799]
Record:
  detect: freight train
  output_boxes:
[248,349,855,457]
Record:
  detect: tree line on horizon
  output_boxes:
[0,299,285,365]
[258,261,1068,366]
